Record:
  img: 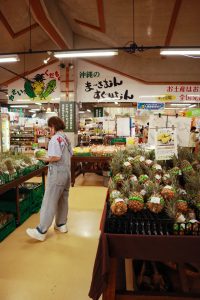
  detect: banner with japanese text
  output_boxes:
[77,60,200,103]
[8,63,60,103]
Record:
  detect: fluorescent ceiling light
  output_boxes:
[160,49,200,56]
[16,99,31,102]
[170,103,191,106]
[139,95,165,98]
[115,102,118,105]
[79,111,85,114]
[189,104,197,108]
[32,114,36,118]
[54,49,118,58]
[87,109,91,112]
[35,102,42,106]
[0,54,19,63]
[10,105,28,108]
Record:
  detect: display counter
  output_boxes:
[89,197,200,300]
[71,156,111,186]
[0,166,48,224]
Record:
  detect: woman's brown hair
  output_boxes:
[48,116,65,131]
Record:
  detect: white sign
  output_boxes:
[117,117,130,136]
[77,60,200,103]
[8,63,60,103]
[148,115,191,147]
[155,128,178,160]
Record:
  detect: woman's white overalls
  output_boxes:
[38,132,72,233]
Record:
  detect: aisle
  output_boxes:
[0,174,106,300]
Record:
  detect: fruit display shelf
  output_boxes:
[0,166,47,225]
[89,197,200,300]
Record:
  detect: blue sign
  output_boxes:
[137,103,165,111]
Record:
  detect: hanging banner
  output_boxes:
[77,60,200,103]
[8,63,60,103]
[155,128,178,160]
[137,103,165,110]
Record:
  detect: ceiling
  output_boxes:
[0,0,200,102]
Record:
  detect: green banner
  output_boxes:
[94,107,103,117]
[186,108,200,117]
[60,101,76,132]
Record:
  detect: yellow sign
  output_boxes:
[157,94,176,101]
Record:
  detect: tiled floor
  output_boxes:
[0,174,106,300]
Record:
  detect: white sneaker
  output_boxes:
[54,224,68,233]
[26,228,46,241]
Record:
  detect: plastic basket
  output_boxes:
[19,209,31,225]
[20,183,44,213]
[0,216,16,242]
[0,190,30,214]
[0,175,7,185]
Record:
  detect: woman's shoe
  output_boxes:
[26,228,46,241]
[54,224,68,233]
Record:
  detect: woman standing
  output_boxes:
[188,126,198,153]
[26,116,72,241]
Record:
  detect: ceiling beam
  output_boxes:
[75,0,105,33]
[30,0,69,49]
[0,10,39,39]
[164,0,183,46]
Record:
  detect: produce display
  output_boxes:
[34,148,47,158]
[73,145,126,157]
[0,152,45,185]
[107,146,200,235]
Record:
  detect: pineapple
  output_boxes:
[147,194,165,213]
[128,192,144,212]
[145,159,153,167]
[152,164,163,174]
[121,180,131,199]
[132,162,142,177]
[161,185,175,200]
[110,190,122,203]
[162,173,172,185]
[111,198,127,216]
[154,174,162,184]
[181,160,195,175]
[176,200,188,213]
[110,150,125,176]
[165,199,177,220]
[138,174,149,184]
[143,180,155,198]
[169,167,180,177]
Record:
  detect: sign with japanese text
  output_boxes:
[155,128,178,160]
[137,103,165,110]
[8,63,60,103]
[77,60,200,103]
[94,107,103,117]
[59,101,76,132]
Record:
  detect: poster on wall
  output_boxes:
[8,63,60,103]
[148,115,191,147]
[77,60,200,103]
[155,128,178,160]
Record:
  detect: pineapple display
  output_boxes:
[111,198,127,216]
[161,185,175,200]
[128,192,144,212]
[146,194,165,213]
[176,200,188,213]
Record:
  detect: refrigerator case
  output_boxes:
[0,113,10,152]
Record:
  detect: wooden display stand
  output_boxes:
[89,200,200,300]
[71,156,111,186]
